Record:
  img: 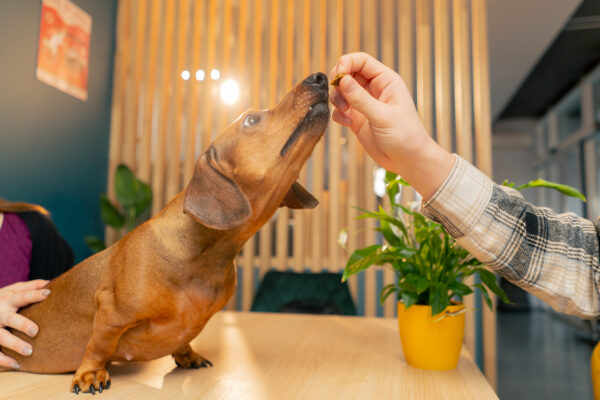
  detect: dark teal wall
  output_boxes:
[0,0,117,262]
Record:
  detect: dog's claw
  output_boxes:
[98,383,103,393]
[190,361,200,369]
[206,360,213,367]
[106,380,111,390]
[88,386,95,395]
[73,385,80,395]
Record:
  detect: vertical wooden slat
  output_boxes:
[242,0,264,311]
[399,0,414,97]
[381,0,396,319]
[343,0,361,307]
[201,0,218,152]
[416,0,433,136]
[151,0,176,215]
[139,0,161,183]
[453,0,475,361]
[258,0,279,278]
[434,0,452,152]
[275,0,294,272]
[472,0,495,387]
[362,0,377,317]
[217,0,233,137]
[327,0,342,274]
[122,0,146,169]
[166,0,190,201]
[183,0,205,185]
[293,0,316,272]
[106,0,132,245]
[453,0,473,162]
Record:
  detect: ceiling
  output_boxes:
[487,0,582,121]
[496,0,600,119]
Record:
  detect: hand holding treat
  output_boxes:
[329,52,454,200]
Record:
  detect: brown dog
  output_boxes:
[2,73,330,394]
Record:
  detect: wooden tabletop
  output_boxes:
[0,311,497,399]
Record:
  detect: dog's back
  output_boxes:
[3,248,112,373]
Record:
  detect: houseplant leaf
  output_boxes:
[84,235,106,253]
[342,244,385,281]
[114,164,138,207]
[514,178,586,202]
[100,194,125,229]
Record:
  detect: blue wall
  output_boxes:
[0,0,117,262]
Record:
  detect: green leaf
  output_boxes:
[449,281,473,297]
[114,164,138,207]
[474,283,493,310]
[516,178,586,202]
[429,286,449,317]
[134,180,152,217]
[401,292,418,309]
[404,274,432,294]
[378,219,402,247]
[380,283,397,305]
[84,235,106,253]
[476,268,510,304]
[342,245,384,281]
[501,179,515,188]
[100,194,125,228]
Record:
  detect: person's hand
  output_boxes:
[0,280,50,368]
[329,52,454,200]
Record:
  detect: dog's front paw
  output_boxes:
[173,351,213,369]
[70,367,111,395]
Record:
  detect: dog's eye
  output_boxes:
[243,115,260,128]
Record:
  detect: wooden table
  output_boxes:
[0,312,497,399]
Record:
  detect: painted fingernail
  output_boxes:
[22,346,32,356]
[10,362,20,369]
[28,326,38,337]
[41,289,51,296]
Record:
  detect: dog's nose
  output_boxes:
[303,72,328,90]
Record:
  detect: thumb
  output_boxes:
[338,75,381,122]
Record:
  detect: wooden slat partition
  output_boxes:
[453,0,476,369]
[471,0,495,387]
[107,0,495,384]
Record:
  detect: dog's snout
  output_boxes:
[303,72,328,90]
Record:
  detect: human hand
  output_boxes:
[329,52,454,200]
[0,280,50,368]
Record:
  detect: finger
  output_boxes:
[0,329,33,356]
[332,109,353,127]
[329,88,349,112]
[0,312,39,337]
[335,52,396,82]
[0,352,19,369]
[9,288,51,309]
[338,75,383,123]
[5,280,49,292]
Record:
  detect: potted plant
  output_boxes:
[84,164,152,253]
[340,171,585,370]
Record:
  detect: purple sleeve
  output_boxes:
[0,213,32,288]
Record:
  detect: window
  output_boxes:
[557,91,582,142]
[559,147,584,215]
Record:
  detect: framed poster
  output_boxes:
[36,0,92,101]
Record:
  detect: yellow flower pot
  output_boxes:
[397,302,465,370]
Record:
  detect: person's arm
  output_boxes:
[421,156,600,318]
[330,52,600,318]
[0,280,50,368]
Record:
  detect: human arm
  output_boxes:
[329,52,454,200]
[0,280,50,368]
[330,51,600,318]
[421,156,600,318]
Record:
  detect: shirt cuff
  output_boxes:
[420,155,494,238]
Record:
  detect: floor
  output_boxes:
[497,308,595,400]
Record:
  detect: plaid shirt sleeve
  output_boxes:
[420,155,600,319]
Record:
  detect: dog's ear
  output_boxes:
[184,154,251,229]
[280,181,319,209]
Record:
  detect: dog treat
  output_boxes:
[331,73,348,86]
